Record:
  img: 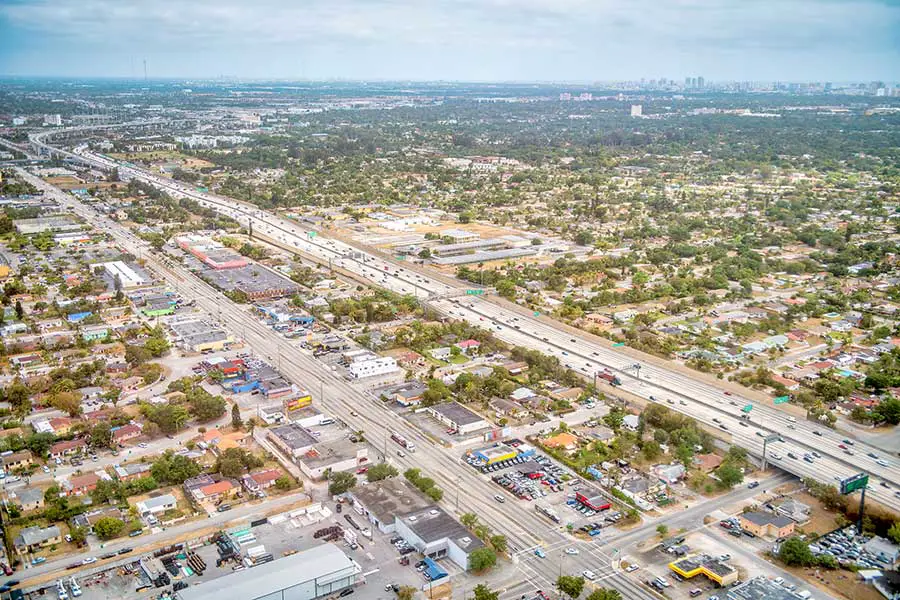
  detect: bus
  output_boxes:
[535,504,560,523]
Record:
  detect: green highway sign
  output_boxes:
[774,395,790,405]
[742,404,753,413]
[466,289,485,296]
[308,231,317,238]
[840,473,869,495]
[612,342,625,347]
[533,311,541,317]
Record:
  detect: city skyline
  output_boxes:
[1,0,898,81]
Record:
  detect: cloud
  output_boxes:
[0,0,897,79]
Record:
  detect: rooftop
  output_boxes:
[428,401,486,426]
[176,542,360,600]
[270,422,317,450]
[741,511,794,528]
[352,478,435,524]
[727,576,799,600]
[403,505,484,551]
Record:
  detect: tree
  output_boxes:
[188,395,227,422]
[586,590,621,600]
[366,463,399,482]
[328,471,357,496]
[460,512,479,529]
[556,575,585,599]
[231,403,243,430]
[93,517,125,540]
[144,336,170,358]
[69,525,87,547]
[397,587,416,600]
[473,584,499,600]
[90,422,113,448]
[778,537,816,567]
[418,248,431,259]
[888,522,900,545]
[50,391,82,417]
[716,464,744,489]
[274,476,293,491]
[151,451,201,484]
[14,300,23,320]
[489,534,508,553]
[656,524,669,538]
[468,547,497,572]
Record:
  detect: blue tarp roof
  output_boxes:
[424,557,447,580]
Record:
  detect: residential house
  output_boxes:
[111,462,152,482]
[8,486,45,512]
[2,450,34,472]
[510,387,536,402]
[622,414,640,431]
[430,347,452,361]
[136,494,177,516]
[693,454,724,472]
[112,423,143,445]
[14,525,61,554]
[653,463,686,484]
[64,472,101,496]
[770,373,800,391]
[194,479,237,503]
[542,432,579,451]
[489,397,523,418]
[71,506,124,533]
[500,361,529,375]
[241,468,282,494]
[49,438,87,459]
[454,339,481,355]
[775,498,811,524]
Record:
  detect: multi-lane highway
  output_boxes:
[31,132,899,514]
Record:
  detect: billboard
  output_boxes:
[840,473,869,495]
[284,394,312,412]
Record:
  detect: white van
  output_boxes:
[787,416,797,423]
[320,418,335,426]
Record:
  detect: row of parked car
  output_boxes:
[389,535,416,556]
[801,526,893,570]
[466,454,530,473]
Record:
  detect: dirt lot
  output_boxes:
[110,151,215,170]
[781,564,884,600]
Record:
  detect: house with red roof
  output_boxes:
[49,438,87,460]
[195,480,237,503]
[112,423,143,445]
[65,472,101,496]
[454,339,481,355]
[241,469,282,493]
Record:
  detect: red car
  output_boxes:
[724,391,733,396]
[356,467,368,474]
[838,444,847,450]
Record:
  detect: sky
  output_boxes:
[0,0,898,82]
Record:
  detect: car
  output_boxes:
[843,439,855,446]
[724,391,733,396]
[31,557,46,565]
[747,481,760,489]
[877,459,890,467]
[565,548,579,555]
[582,570,597,580]
[719,554,731,561]
[774,577,784,585]
[42,465,50,473]
[813,430,823,436]
[138,442,148,448]
[534,547,546,558]
[82,557,97,564]
[839,443,847,449]
[397,450,406,457]
[493,494,505,503]
[339,589,354,597]
[868,452,880,459]
[356,467,368,474]
[625,564,639,572]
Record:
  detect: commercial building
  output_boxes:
[349,478,435,534]
[739,512,795,539]
[439,228,480,243]
[268,423,317,459]
[394,505,485,570]
[727,576,798,600]
[669,554,738,587]
[169,319,234,353]
[426,401,490,434]
[94,261,150,289]
[347,356,398,379]
[13,216,82,235]
[175,235,249,270]
[203,265,300,300]
[175,543,361,600]
[296,439,369,481]
[471,443,518,465]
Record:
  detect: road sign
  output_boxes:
[612,342,625,347]
[465,289,484,296]
[774,395,790,405]
[742,404,753,413]
[840,473,869,495]
[308,231,317,238]
[533,311,540,317]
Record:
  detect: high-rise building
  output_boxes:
[684,77,691,88]
[630,105,643,117]
[697,76,705,89]
[43,114,62,126]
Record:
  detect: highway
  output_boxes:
[30,132,898,515]
[18,168,657,600]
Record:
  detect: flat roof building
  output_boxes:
[94,261,149,289]
[395,505,484,571]
[349,478,435,534]
[727,576,799,600]
[268,423,317,458]
[176,542,360,600]
[426,401,490,434]
[670,553,738,587]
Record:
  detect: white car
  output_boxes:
[565,548,579,555]
[82,557,97,565]
[582,570,597,580]
[625,564,640,573]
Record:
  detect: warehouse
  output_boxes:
[268,423,317,458]
[169,319,234,353]
[203,265,300,300]
[347,356,398,379]
[426,401,490,434]
[94,260,149,289]
[176,543,360,600]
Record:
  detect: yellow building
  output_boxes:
[669,554,738,587]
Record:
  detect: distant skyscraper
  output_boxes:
[684,77,691,88]
[630,105,643,117]
[697,76,705,89]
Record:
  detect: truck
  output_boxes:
[596,371,621,386]
[390,432,416,452]
[344,529,358,547]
